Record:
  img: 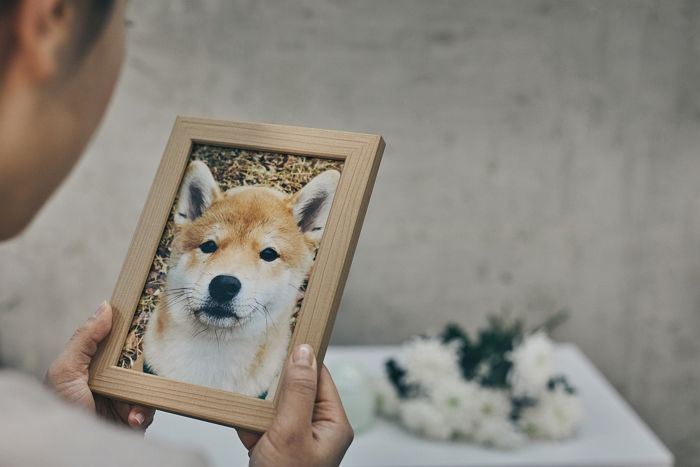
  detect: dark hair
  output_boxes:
[0,0,116,76]
[72,0,117,60]
[0,0,20,76]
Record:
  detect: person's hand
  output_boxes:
[237,344,354,467]
[45,301,155,431]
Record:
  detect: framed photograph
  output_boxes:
[88,117,384,431]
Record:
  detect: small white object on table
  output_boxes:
[146,344,674,467]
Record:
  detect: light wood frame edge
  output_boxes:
[88,116,384,432]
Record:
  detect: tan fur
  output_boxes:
[172,189,311,273]
[154,300,169,337]
[248,340,269,378]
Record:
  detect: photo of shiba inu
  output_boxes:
[141,158,340,398]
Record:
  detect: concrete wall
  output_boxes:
[1,0,699,464]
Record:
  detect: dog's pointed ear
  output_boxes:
[175,161,221,225]
[291,170,340,242]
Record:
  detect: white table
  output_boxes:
[147,345,673,467]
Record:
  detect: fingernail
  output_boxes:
[133,412,145,426]
[94,301,109,317]
[293,344,314,366]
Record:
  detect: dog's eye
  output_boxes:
[259,247,279,262]
[199,240,218,254]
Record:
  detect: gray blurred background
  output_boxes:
[1,0,699,464]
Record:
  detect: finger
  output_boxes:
[108,399,133,424]
[63,302,113,370]
[128,406,155,430]
[109,401,153,430]
[275,344,318,433]
[236,429,261,451]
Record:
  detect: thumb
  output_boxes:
[274,344,318,433]
[63,301,113,369]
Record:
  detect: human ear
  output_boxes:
[14,0,74,83]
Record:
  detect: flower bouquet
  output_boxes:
[375,315,581,449]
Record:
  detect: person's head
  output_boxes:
[0,0,126,239]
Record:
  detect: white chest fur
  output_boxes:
[143,307,292,398]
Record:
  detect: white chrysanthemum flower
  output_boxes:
[507,331,554,397]
[428,378,481,436]
[402,337,462,391]
[473,417,526,450]
[475,387,512,420]
[475,361,490,379]
[520,386,582,440]
[399,399,453,440]
[374,377,400,418]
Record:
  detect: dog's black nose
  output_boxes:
[209,275,242,303]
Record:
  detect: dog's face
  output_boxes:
[164,160,340,335]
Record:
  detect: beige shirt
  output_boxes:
[0,370,209,467]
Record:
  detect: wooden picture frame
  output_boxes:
[88,116,384,431]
